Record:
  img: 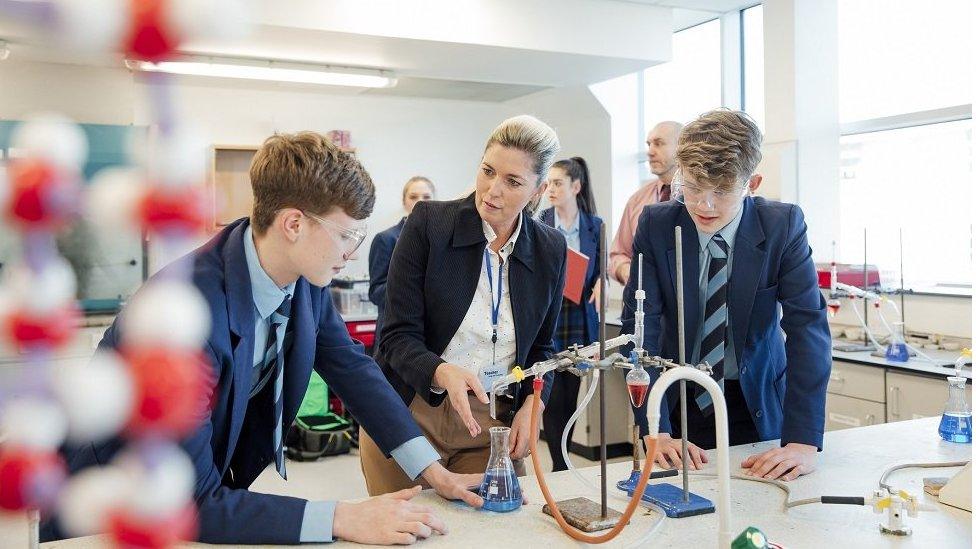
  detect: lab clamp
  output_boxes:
[488,225,735,546]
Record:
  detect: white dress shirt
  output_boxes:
[437,214,523,393]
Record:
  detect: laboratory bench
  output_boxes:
[37,417,971,548]
[601,304,971,435]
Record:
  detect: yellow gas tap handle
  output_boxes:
[511,365,525,382]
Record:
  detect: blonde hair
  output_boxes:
[483,115,561,186]
[401,176,435,201]
[676,109,763,192]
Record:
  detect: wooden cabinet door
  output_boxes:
[887,371,971,422]
[825,393,886,431]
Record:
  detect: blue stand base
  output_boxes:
[616,470,715,518]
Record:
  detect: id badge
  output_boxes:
[479,362,507,393]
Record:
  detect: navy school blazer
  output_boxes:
[375,194,568,417]
[621,197,832,449]
[538,207,604,343]
[368,218,405,344]
[47,218,427,545]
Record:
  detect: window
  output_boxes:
[838,0,972,123]
[836,0,972,292]
[837,120,972,290]
[741,5,764,132]
[643,19,722,131]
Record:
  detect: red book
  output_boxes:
[563,247,589,304]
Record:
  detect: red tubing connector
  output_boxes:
[529,377,658,543]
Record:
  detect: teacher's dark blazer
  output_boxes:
[538,207,603,343]
[622,197,831,449]
[375,193,568,417]
[46,218,427,545]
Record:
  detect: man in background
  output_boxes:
[609,120,682,285]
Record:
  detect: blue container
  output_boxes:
[938,413,972,443]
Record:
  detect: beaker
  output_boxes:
[938,376,972,443]
[885,322,909,362]
[626,366,651,408]
[477,426,522,512]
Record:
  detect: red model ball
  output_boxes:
[137,185,208,236]
[5,158,78,230]
[125,0,181,62]
[124,346,212,438]
[0,447,67,511]
[3,304,80,353]
[108,502,198,549]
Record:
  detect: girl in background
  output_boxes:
[538,157,603,471]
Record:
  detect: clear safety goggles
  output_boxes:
[672,169,750,211]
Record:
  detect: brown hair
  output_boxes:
[401,176,435,201]
[249,131,375,235]
[676,109,763,192]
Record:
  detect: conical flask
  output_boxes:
[626,366,651,408]
[478,426,522,512]
[885,322,909,362]
[938,376,972,443]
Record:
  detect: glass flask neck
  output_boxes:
[488,427,511,460]
[890,322,906,343]
[945,376,970,414]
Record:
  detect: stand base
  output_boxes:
[833,342,876,352]
[619,480,715,518]
[542,497,625,532]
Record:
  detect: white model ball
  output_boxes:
[53,351,134,442]
[148,126,207,188]
[57,466,130,537]
[115,443,195,518]
[1,257,77,314]
[11,113,88,171]
[54,0,128,53]
[86,167,145,231]
[0,397,68,450]
[121,280,211,350]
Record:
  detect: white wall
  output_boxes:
[0,60,514,278]
[503,86,612,219]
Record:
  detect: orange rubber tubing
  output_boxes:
[529,377,659,543]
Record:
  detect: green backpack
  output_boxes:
[285,371,354,461]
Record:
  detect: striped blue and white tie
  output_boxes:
[269,295,292,479]
[695,234,728,414]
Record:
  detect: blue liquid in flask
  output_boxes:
[479,467,522,512]
[939,413,972,443]
[885,342,909,362]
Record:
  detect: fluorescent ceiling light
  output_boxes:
[125,57,397,88]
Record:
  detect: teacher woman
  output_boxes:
[361,115,568,495]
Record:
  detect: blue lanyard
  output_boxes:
[484,248,504,343]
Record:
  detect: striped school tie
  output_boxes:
[269,295,292,479]
[695,234,728,414]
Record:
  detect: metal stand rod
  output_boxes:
[675,226,690,502]
[899,229,905,324]
[598,222,608,518]
[863,228,869,347]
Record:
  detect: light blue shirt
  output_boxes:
[555,210,581,252]
[243,226,440,543]
[691,207,743,380]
